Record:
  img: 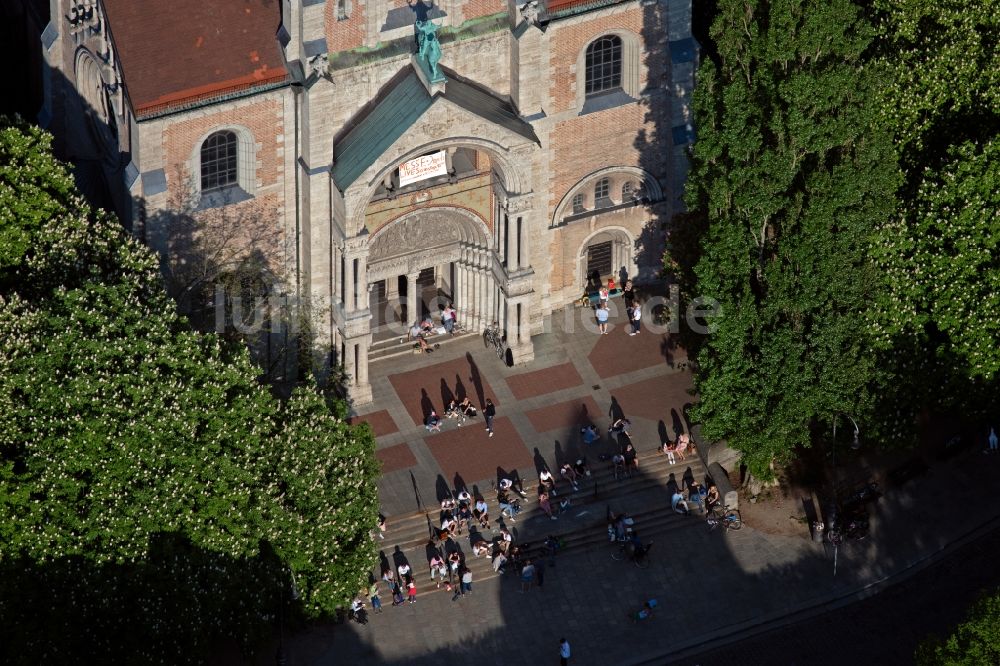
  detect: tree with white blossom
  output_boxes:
[0,120,379,663]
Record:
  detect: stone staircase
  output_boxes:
[374,445,717,600]
[368,328,479,363]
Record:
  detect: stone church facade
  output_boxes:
[36,0,695,405]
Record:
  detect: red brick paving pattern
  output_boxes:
[587,329,687,379]
[348,409,399,437]
[388,356,499,427]
[525,395,602,433]
[423,417,533,486]
[608,372,695,423]
[505,362,583,400]
[375,443,418,474]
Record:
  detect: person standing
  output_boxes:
[988,426,998,453]
[407,581,417,604]
[559,638,571,666]
[596,303,609,335]
[442,303,456,334]
[622,279,635,310]
[520,560,535,592]
[484,398,496,437]
[629,302,641,336]
[368,581,382,613]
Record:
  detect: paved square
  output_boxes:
[524,395,602,434]
[588,329,681,379]
[388,355,500,427]
[349,409,399,437]
[423,416,532,486]
[505,361,582,400]
[609,371,695,423]
[375,443,417,474]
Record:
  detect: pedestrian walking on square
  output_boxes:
[369,582,382,613]
[407,581,417,604]
[596,303,609,334]
[559,638,571,666]
[484,398,496,437]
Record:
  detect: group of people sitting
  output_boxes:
[444,396,478,425]
[408,303,460,353]
[659,432,692,464]
[671,479,720,516]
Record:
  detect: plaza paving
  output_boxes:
[278,304,1000,665]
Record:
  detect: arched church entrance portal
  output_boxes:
[366,209,501,341]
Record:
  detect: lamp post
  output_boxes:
[275,568,300,666]
[829,413,860,577]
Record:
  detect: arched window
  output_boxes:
[594,178,611,208]
[572,193,586,214]
[621,181,634,201]
[585,35,623,95]
[200,131,238,192]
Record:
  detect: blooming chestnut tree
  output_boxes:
[0,121,379,663]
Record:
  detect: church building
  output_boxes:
[35,0,696,405]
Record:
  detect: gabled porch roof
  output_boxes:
[331,65,539,192]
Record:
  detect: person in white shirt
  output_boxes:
[559,638,571,665]
[539,468,557,496]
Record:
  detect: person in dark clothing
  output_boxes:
[483,398,496,437]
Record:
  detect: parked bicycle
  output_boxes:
[611,538,652,569]
[483,321,506,359]
[706,505,742,532]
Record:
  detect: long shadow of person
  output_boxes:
[608,396,625,423]
[466,352,486,408]
[532,447,549,476]
[421,388,435,422]
[435,474,453,503]
[453,472,468,496]
[665,473,679,496]
[440,378,455,410]
[392,545,410,573]
[554,440,568,468]
[658,419,670,444]
[682,466,695,488]
[671,408,685,440]
[379,550,391,578]
[661,333,678,367]
[454,374,468,401]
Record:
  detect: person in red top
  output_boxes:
[407,581,417,604]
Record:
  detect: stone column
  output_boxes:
[356,254,368,311]
[344,340,356,384]
[357,335,371,387]
[506,215,519,271]
[343,251,355,312]
[406,270,419,324]
[518,215,530,269]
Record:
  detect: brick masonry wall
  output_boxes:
[152,98,288,278]
[459,0,506,21]
[548,6,647,114]
[328,1,367,52]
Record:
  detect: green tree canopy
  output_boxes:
[0,120,379,663]
[917,589,1000,665]
[683,0,898,476]
[861,0,1000,441]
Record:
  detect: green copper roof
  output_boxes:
[332,70,433,191]
[331,66,539,191]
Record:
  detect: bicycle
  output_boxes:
[611,540,652,568]
[483,321,506,359]
[706,505,742,532]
